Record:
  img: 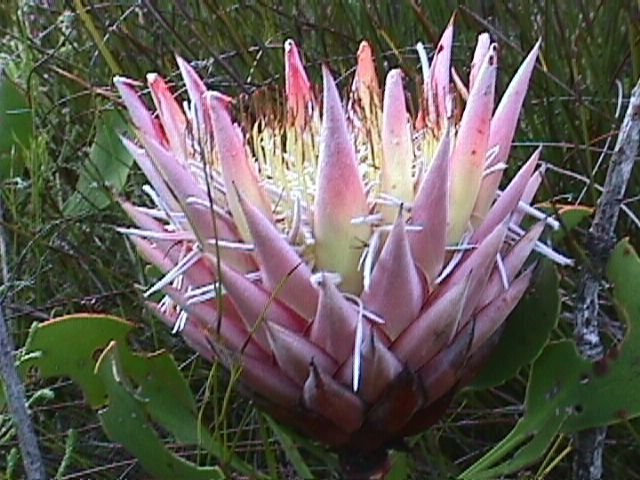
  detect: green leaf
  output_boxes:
[386,451,411,480]
[19,314,262,479]
[471,261,560,389]
[113,343,262,478]
[461,240,640,478]
[460,341,575,479]
[64,109,133,215]
[266,415,314,479]
[562,238,640,432]
[19,314,134,407]
[96,342,224,480]
[117,348,199,442]
[553,205,593,242]
[536,204,593,242]
[0,71,33,180]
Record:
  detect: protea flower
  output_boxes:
[114,21,569,478]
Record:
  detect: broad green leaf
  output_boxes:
[64,109,133,215]
[117,349,199,442]
[562,238,640,431]
[0,71,32,180]
[461,239,640,478]
[113,344,262,478]
[471,261,559,389]
[96,342,224,480]
[19,314,134,407]
[459,342,573,479]
[19,314,261,478]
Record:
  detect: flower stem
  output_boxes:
[339,449,391,480]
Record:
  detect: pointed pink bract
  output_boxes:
[381,69,414,219]
[431,18,454,126]
[410,127,451,284]
[363,214,424,339]
[314,66,370,293]
[207,92,273,241]
[473,40,541,220]
[285,39,314,129]
[448,44,497,242]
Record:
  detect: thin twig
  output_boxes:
[0,197,46,479]
[573,77,640,480]
[0,304,46,479]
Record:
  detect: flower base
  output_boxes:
[339,449,391,480]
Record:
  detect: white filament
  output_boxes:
[483,162,507,178]
[484,144,501,169]
[117,227,195,242]
[351,299,365,393]
[185,284,222,305]
[173,310,188,334]
[496,252,510,291]
[144,247,202,297]
[508,224,574,266]
[351,213,383,225]
[360,229,383,292]
[436,233,474,284]
[205,239,255,251]
[309,271,342,289]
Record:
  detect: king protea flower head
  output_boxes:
[114,21,570,474]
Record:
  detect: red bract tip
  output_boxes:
[285,39,314,129]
